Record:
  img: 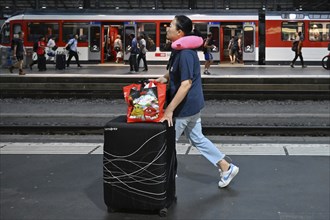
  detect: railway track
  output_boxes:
[1,125,329,136]
[1,75,329,100]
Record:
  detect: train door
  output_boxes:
[221,23,243,62]
[207,23,220,61]
[103,25,121,62]
[242,22,256,61]
[123,23,137,61]
[103,25,110,62]
[89,23,101,61]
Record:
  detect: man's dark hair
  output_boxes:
[174,15,192,35]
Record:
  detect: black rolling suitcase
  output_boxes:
[55,53,66,70]
[103,116,176,217]
[37,55,46,70]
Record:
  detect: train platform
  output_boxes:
[1,65,329,220]
[1,63,329,100]
[1,63,329,77]
[1,134,329,220]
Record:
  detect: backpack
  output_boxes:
[232,39,239,50]
[291,41,299,52]
[11,38,17,51]
[33,41,38,52]
[228,39,234,49]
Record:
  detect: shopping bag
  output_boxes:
[116,51,123,58]
[32,52,38,61]
[123,80,166,123]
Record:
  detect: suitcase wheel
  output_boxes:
[159,208,168,217]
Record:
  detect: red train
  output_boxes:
[0,10,329,65]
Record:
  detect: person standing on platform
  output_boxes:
[114,35,123,63]
[237,35,243,63]
[203,33,215,75]
[46,35,57,60]
[228,36,235,64]
[137,34,148,71]
[155,15,239,188]
[37,36,47,71]
[128,33,139,73]
[231,36,239,64]
[290,32,306,68]
[9,31,26,75]
[65,34,82,68]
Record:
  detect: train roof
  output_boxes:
[265,11,330,20]
[5,9,260,22]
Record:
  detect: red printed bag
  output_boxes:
[123,80,166,123]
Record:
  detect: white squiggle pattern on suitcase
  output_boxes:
[104,129,169,201]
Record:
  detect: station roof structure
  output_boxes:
[0,0,329,18]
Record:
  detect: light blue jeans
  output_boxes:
[175,112,225,167]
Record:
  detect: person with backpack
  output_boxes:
[154,15,239,189]
[231,36,239,64]
[290,32,307,68]
[137,34,148,71]
[9,31,26,75]
[114,35,123,63]
[228,36,235,64]
[237,35,243,63]
[203,33,215,75]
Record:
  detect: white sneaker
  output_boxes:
[218,163,239,188]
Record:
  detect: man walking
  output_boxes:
[65,34,82,68]
[137,34,148,71]
[203,33,215,75]
[290,32,306,68]
[9,32,26,75]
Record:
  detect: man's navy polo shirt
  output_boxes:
[169,49,205,117]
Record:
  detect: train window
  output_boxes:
[0,23,10,44]
[208,26,220,52]
[124,26,135,52]
[308,14,330,19]
[281,22,304,41]
[137,23,156,52]
[63,23,89,43]
[13,24,22,38]
[27,23,58,43]
[282,13,304,20]
[160,22,171,51]
[309,22,330,42]
[243,26,254,53]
